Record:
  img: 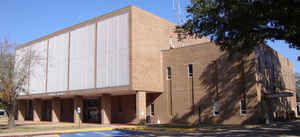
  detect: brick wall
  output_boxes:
[256,46,297,119]
[130,7,209,92]
[111,95,136,123]
[155,43,261,124]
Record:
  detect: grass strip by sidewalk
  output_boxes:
[0,125,97,134]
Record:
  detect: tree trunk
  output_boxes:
[7,112,16,129]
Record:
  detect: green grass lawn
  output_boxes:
[0,117,99,134]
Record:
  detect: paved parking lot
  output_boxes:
[1,120,300,137]
[53,120,300,137]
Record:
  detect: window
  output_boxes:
[258,57,261,72]
[213,102,219,116]
[150,103,155,116]
[0,110,4,116]
[169,37,175,48]
[134,104,136,113]
[240,98,247,115]
[272,64,277,80]
[188,64,193,78]
[167,67,171,80]
[297,105,300,116]
[198,106,201,120]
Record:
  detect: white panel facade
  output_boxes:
[97,13,129,88]
[29,41,47,94]
[69,24,96,90]
[47,33,69,92]
[15,47,30,95]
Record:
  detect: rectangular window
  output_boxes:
[258,57,261,72]
[0,111,4,116]
[272,64,276,80]
[198,106,201,120]
[167,67,171,80]
[150,103,155,116]
[213,102,219,116]
[188,64,193,78]
[240,97,247,115]
[134,103,136,113]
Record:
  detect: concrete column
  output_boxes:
[51,98,61,123]
[33,99,42,122]
[74,96,83,124]
[17,100,26,121]
[101,94,111,124]
[136,91,146,122]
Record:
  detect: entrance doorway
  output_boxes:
[25,100,33,120]
[83,99,100,123]
[60,99,74,122]
[41,100,52,121]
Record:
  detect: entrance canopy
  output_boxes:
[17,86,135,99]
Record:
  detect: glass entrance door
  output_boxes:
[83,99,100,123]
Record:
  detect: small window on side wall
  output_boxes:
[240,97,247,115]
[213,102,219,116]
[167,67,171,80]
[150,103,155,116]
[188,64,193,78]
[134,103,136,113]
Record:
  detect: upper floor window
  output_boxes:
[134,103,136,113]
[169,37,175,49]
[167,67,171,80]
[188,64,193,78]
[150,103,155,116]
[213,102,219,116]
[240,97,247,115]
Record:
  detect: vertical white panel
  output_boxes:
[29,41,47,94]
[97,13,129,88]
[69,24,95,90]
[15,47,30,95]
[47,33,69,92]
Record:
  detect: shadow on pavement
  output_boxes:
[137,120,300,137]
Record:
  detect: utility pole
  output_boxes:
[177,0,181,25]
[173,0,181,25]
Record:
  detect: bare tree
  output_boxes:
[0,38,39,129]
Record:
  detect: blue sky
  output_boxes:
[0,0,299,73]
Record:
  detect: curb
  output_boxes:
[54,126,198,134]
[54,128,115,134]
[54,125,138,134]
[118,126,198,132]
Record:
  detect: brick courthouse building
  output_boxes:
[16,6,297,125]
